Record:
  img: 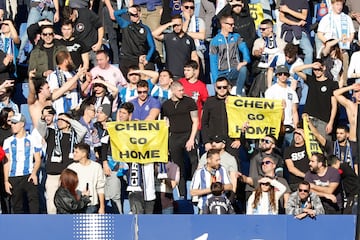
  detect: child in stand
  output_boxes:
[203,182,235,214]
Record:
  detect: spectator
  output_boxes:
[3,113,42,213]
[198,135,238,193]
[304,153,342,214]
[161,81,198,198]
[294,59,338,142]
[202,77,241,166]
[328,155,359,214]
[90,76,119,116]
[307,116,358,175]
[47,50,88,115]
[28,70,52,129]
[284,128,310,192]
[59,19,89,70]
[0,79,17,113]
[348,47,360,82]
[209,14,250,95]
[246,176,286,215]
[37,111,87,214]
[102,0,122,65]
[203,182,235,214]
[333,83,360,142]
[68,143,106,214]
[18,0,60,63]
[286,181,325,219]
[0,19,19,78]
[152,14,198,80]
[28,24,67,81]
[181,0,206,74]
[252,19,286,69]
[321,39,344,86]
[179,60,208,130]
[190,149,232,213]
[114,5,156,75]
[150,69,173,104]
[63,4,104,65]
[54,168,91,214]
[216,0,256,51]
[279,0,313,71]
[265,65,299,149]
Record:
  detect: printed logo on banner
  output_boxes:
[226,96,283,139]
[107,120,168,164]
[73,214,115,239]
[303,116,323,158]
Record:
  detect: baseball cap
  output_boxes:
[97,104,111,117]
[11,113,26,124]
[210,135,226,144]
[275,65,290,76]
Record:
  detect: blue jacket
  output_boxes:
[209,32,250,83]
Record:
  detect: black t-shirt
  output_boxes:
[60,38,87,69]
[280,0,308,23]
[203,195,235,214]
[73,8,102,51]
[303,74,338,122]
[161,96,197,133]
[284,144,309,185]
[164,32,196,77]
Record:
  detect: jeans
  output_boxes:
[219,66,248,96]
[299,32,313,75]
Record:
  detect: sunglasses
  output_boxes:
[277,72,289,77]
[261,160,274,166]
[173,24,182,27]
[129,12,139,17]
[260,27,269,31]
[183,5,195,9]
[313,68,322,71]
[137,91,148,94]
[298,189,309,193]
[224,22,235,26]
[216,85,228,90]
[232,4,243,7]
[260,139,274,144]
[42,32,54,36]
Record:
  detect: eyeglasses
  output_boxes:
[42,32,54,36]
[216,85,228,90]
[261,160,274,166]
[224,22,235,27]
[137,91,148,94]
[183,5,195,9]
[260,138,274,144]
[298,189,309,193]
[129,12,139,17]
[277,72,289,77]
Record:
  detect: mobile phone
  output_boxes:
[86,183,89,191]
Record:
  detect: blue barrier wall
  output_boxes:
[0,215,356,240]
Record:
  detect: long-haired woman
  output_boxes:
[247,177,286,215]
[54,168,90,214]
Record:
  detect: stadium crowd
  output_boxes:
[0,0,359,216]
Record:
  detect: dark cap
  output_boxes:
[97,104,111,116]
[275,65,290,76]
[210,135,226,144]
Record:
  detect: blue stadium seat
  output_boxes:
[20,104,32,132]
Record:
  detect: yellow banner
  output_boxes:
[249,3,264,29]
[107,120,168,164]
[303,116,323,158]
[226,96,283,139]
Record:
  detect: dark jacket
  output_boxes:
[54,187,90,214]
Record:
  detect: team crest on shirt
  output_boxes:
[321,86,327,92]
[76,23,85,33]
[139,28,144,34]
[145,105,150,111]
[288,93,293,101]
[186,39,190,45]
